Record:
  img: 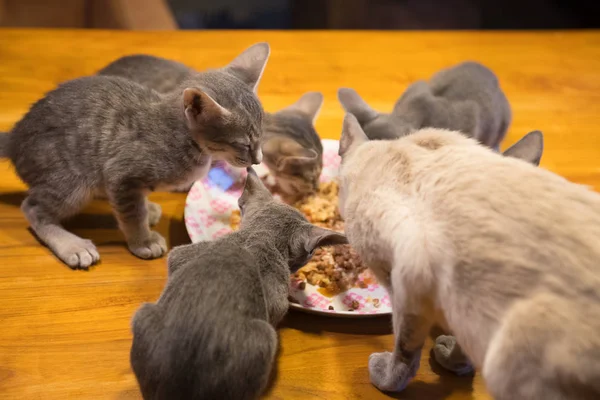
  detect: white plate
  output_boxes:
[184,139,391,317]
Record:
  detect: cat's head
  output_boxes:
[238,167,347,271]
[338,88,412,140]
[262,92,324,199]
[182,43,271,167]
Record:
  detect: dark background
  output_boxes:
[0,0,598,30]
[168,0,600,30]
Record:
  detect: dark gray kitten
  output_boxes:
[130,168,347,400]
[99,55,325,198]
[338,61,512,150]
[0,43,270,269]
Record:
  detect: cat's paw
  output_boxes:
[433,335,475,376]
[368,351,420,393]
[128,231,167,259]
[147,201,162,226]
[54,237,100,269]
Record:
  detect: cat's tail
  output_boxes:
[0,132,10,158]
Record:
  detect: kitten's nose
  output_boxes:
[252,147,263,164]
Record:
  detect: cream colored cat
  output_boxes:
[337,114,600,400]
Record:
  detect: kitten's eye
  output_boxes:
[235,143,251,153]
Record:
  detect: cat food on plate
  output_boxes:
[292,245,367,295]
[230,180,367,295]
[294,181,344,231]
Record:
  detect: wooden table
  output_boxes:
[0,29,599,400]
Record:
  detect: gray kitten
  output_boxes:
[338,61,511,150]
[99,55,325,198]
[130,167,347,400]
[0,43,270,269]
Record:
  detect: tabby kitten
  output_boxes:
[337,114,600,399]
[0,43,270,269]
[100,55,324,198]
[261,92,323,199]
[130,168,347,400]
[338,61,511,150]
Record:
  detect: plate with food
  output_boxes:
[184,139,391,317]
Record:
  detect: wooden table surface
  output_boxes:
[0,29,599,400]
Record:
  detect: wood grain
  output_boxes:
[0,29,598,400]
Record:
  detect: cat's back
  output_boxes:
[160,236,268,322]
[11,75,159,140]
[403,132,600,272]
[8,76,162,167]
[14,75,159,124]
[132,237,277,400]
[98,54,193,93]
[429,61,499,95]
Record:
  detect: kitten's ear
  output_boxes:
[281,92,324,124]
[263,137,318,171]
[224,42,271,93]
[304,226,348,253]
[503,131,544,166]
[238,167,272,210]
[339,113,369,157]
[337,88,378,125]
[183,88,231,128]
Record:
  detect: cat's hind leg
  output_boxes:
[22,185,98,269]
[432,335,475,376]
[482,295,600,400]
[146,200,162,226]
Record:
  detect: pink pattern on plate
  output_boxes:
[210,199,231,214]
[322,151,341,171]
[187,186,203,201]
[380,295,391,307]
[303,293,331,309]
[342,292,367,310]
[212,227,231,240]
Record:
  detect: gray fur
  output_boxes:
[130,168,346,400]
[338,61,512,149]
[99,55,324,198]
[502,130,544,166]
[0,43,270,269]
[98,54,193,94]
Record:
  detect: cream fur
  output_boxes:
[339,116,600,399]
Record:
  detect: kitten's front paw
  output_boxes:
[433,335,474,376]
[128,231,167,259]
[147,201,162,226]
[54,237,100,269]
[368,351,420,393]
